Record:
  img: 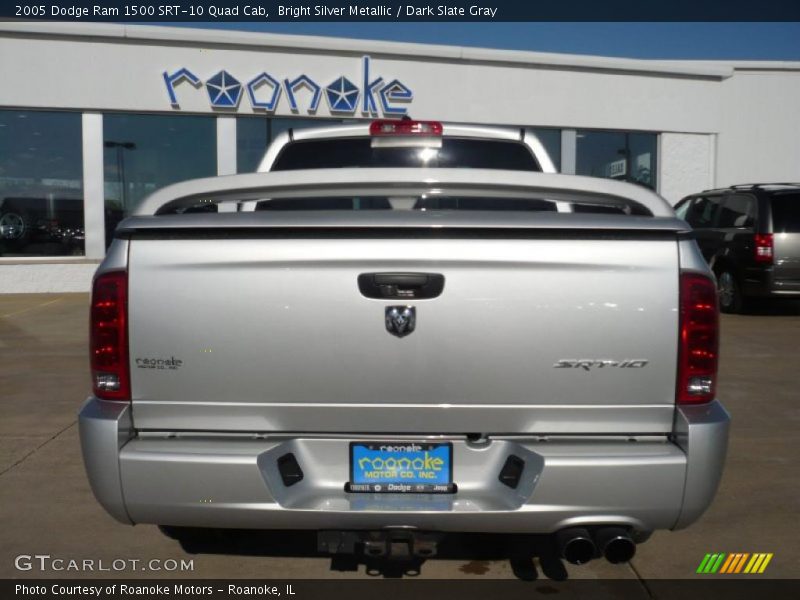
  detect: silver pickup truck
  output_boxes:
[79,123,729,568]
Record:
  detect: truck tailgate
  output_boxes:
[127,229,679,435]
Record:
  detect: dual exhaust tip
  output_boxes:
[556,527,636,565]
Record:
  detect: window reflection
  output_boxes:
[103,114,216,243]
[576,130,657,190]
[236,117,269,173]
[236,117,341,173]
[0,110,84,257]
[530,128,561,172]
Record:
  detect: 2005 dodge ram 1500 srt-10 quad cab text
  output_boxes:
[79,121,729,567]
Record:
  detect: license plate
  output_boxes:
[347,442,455,493]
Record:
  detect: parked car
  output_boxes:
[79,162,729,568]
[0,196,85,255]
[674,183,800,313]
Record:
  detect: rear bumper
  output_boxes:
[78,397,729,535]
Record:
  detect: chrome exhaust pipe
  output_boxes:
[556,528,597,565]
[596,527,636,564]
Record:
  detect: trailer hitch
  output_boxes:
[318,530,442,559]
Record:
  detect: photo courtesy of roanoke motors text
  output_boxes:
[1,1,799,599]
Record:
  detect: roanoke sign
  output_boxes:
[163,56,412,117]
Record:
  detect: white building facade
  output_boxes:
[1,22,799,292]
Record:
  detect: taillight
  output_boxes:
[754,233,774,264]
[369,119,443,136]
[90,270,130,401]
[677,273,719,404]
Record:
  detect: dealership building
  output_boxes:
[1,22,799,292]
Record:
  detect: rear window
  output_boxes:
[684,196,723,229]
[572,203,629,215]
[271,138,541,171]
[771,193,800,233]
[718,194,756,228]
[249,195,653,214]
[256,196,557,212]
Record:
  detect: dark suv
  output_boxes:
[675,184,800,313]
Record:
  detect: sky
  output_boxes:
[162,22,800,60]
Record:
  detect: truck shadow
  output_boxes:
[159,527,568,580]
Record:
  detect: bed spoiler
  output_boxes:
[132,168,677,218]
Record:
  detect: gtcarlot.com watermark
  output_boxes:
[14,554,194,573]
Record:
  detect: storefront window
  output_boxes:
[103,114,216,241]
[236,117,340,173]
[237,117,269,173]
[530,128,561,172]
[576,130,657,190]
[0,110,84,257]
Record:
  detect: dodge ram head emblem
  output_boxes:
[385,306,416,337]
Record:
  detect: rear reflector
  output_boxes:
[369,120,443,136]
[90,270,130,401]
[754,233,774,264]
[677,273,719,405]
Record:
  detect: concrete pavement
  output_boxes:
[1,294,797,583]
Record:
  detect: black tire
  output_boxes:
[717,269,745,314]
[0,210,33,247]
